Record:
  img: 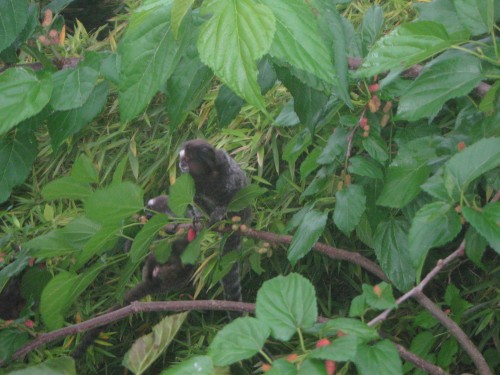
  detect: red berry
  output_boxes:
[325,360,336,375]
[286,353,298,362]
[457,141,466,151]
[24,320,35,328]
[187,227,196,242]
[359,117,368,127]
[316,338,331,348]
[261,363,272,372]
[368,83,380,93]
[373,284,382,297]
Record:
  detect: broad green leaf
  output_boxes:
[309,334,358,362]
[5,356,76,375]
[362,132,388,163]
[74,225,120,269]
[297,359,326,375]
[0,69,52,135]
[334,184,366,236]
[354,340,403,375]
[85,182,144,226]
[160,356,214,375]
[43,0,76,13]
[208,317,270,366]
[264,358,297,375]
[24,230,75,258]
[166,55,213,127]
[171,0,195,38]
[348,156,383,180]
[415,0,465,34]
[408,202,462,276]
[40,265,104,330]
[42,177,93,201]
[262,0,335,85]
[462,203,500,253]
[373,219,415,292]
[123,312,188,374]
[397,54,482,121]
[301,165,336,198]
[288,210,328,265]
[283,128,312,164]
[0,248,31,292]
[421,171,451,202]
[359,5,385,56]
[181,229,205,265]
[198,0,275,113]
[0,129,37,203]
[227,184,266,212]
[317,128,349,165]
[130,214,171,263]
[0,0,28,53]
[48,81,109,150]
[0,330,29,362]
[50,53,100,111]
[321,318,379,343]
[70,155,99,184]
[256,273,317,341]
[356,21,469,78]
[464,227,488,266]
[119,0,190,121]
[479,79,500,114]
[444,137,500,200]
[362,282,397,310]
[169,173,195,217]
[61,216,101,250]
[454,0,494,35]
[215,85,246,128]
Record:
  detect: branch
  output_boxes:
[395,343,450,375]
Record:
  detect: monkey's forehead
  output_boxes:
[179,149,185,157]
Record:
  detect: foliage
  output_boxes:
[0,0,499,374]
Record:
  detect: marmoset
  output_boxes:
[179,140,250,316]
[72,195,195,358]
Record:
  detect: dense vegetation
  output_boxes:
[0,0,499,374]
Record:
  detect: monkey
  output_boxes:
[72,195,196,359]
[179,140,250,318]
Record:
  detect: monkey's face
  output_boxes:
[179,140,217,176]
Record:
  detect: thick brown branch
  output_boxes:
[395,343,450,375]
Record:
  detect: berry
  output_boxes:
[368,83,380,92]
[373,284,382,297]
[457,141,466,151]
[316,338,331,348]
[187,227,196,242]
[359,117,368,127]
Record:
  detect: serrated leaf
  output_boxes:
[48,81,109,150]
[74,225,121,269]
[334,184,366,236]
[208,317,270,366]
[42,177,93,201]
[50,53,100,111]
[408,202,462,277]
[0,129,37,203]
[262,0,335,85]
[377,165,430,208]
[362,132,388,163]
[85,182,144,226]
[0,330,29,362]
[0,0,29,53]
[443,137,500,200]
[309,334,358,362]
[119,0,190,121]
[5,356,76,375]
[348,156,383,180]
[24,230,75,258]
[181,229,205,265]
[70,155,99,184]
[198,0,275,113]
[169,173,195,217]
[317,127,348,165]
[227,184,266,212]
[354,340,402,375]
[415,0,465,34]
[0,69,52,135]
[362,282,397,310]
[171,0,195,38]
[321,318,379,343]
[160,355,214,375]
[356,21,469,78]
[373,219,415,292]
[123,312,189,374]
[40,265,104,330]
[462,203,500,253]
[130,214,170,263]
[288,210,328,265]
[264,358,297,375]
[454,0,494,35]
[397,54,482,121]
[256,273,317,341]
[464,227,488,266]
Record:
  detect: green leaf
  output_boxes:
[160,356,214,375]
[0,330,29,362]
[215,85,246,127]
[288,210,328,265]
[310,335,359,362]
[85,182,144,226]
[462,203,500,253]
[198,0,275,113]
[397,54,482,121]
[208,317,270,366]
[444,137,500,200]
[75,225,120,269]
[123,312,188,374]
[0,69,52,135]
[317,127,349,165]
[0,129,37,203]
[40,265,104,330]
[334,184,366,236]
[48,81,109,150]
[354,340,403,375]
[119,0,190,121]
[356,21,469,78]
[0,0,28,53]
[5,356,76,375]
[181,229,205,265]
[171,0,195,38]
[297,358,326,375]
[256,273,317,341]
[362,132,388,163]
[464,227,488,266]
[227,184,266,212]
[348,156,383,180]
[415,0,465,34]
[454,0,494,35]
[262,0,335,85]
[50,53,100,111]
[408,202,462,276]
[264,358,297,375]
[24,230,76,258]
[130,214,170,263]
[320,318,379,344]
[373,219,415,292]
[362,282,397,310]
[169,173,195,217]
[42,177,93,201]
[70,155,99,184]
